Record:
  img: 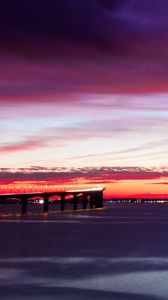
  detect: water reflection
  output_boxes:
[1,256,168,299]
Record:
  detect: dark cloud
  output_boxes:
[96,0,125,10]
[0,0,125,56]
[0,166,168,183]
[0,0,168,97]
[1,0,167,59]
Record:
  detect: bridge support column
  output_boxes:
[90,193,94,209]
[94,192,99,208]
[43,197,49,213]
[21,197,27,214]
[83,193,88,209]
[98,191,103,207]
[73,195,78,210]
[94,191,103,208]
[60,195,65,211]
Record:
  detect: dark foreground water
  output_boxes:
[1,203,168,299]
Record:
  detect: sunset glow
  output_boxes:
[0,1,168,198]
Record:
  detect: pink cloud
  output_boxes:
[0,139,49,153]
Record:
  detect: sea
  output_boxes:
[1,202,168,300]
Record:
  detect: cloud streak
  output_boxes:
[0,116,167,164]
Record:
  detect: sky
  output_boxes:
[0,0,168,198]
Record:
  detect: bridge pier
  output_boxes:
[90,193,94,209]
[89,191,103,209]
[82,193,88,209]
[21,197,27,214]
[98,191,103,208]
[60,195,65,211]
[43,197,49,213]
[94,192,99,208]
[95,191,103,208]
[73,195,78,210]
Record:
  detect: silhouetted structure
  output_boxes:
[0,187,105,214]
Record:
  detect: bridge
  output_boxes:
[0,185,105,214]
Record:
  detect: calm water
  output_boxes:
[1,203,168,299]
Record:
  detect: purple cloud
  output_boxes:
[0,166,168,183]
[0,0,168,101]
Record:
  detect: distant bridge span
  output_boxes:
[0,186,105,214]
